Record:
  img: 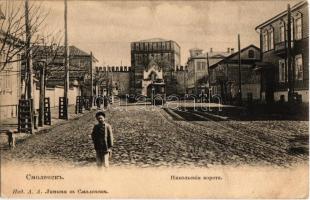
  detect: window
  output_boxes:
[248,50,254,58]
[263,31,268,52]
[201,62,206,70]
[196,62,206,71]
[295,54,303,80]
[5,71,8,89]
[290,20,294,41]
[167,42,171,50]
[279,59,286,82]
[262,28,274,51]
[155,53,160,61]
[5,70,12,91]
[269,29,274,50]
[295,17,302,40]
[149,43,152,51]
[280,25,285,42]
[0,72,3,92]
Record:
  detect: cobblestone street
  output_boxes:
[1,104,308,168]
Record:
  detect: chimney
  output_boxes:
[210,48,213,53]
[227,48,230,53]
[230,48,234,53]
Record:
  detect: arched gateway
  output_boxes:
[141,60,165,97]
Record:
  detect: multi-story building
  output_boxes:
[255,1,308,103]
[31,45,97,107]
[32,45,97,96]
[0,8,22,120]
[130,38,181,96]
[186,48,233,95]
[0,42,22,120]
[208,45,261,104]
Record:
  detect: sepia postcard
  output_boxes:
[0,0,309,198]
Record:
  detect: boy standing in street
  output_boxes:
[91,111,113,167]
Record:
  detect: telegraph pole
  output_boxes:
[90,52,94,107]
[25,0,32,101]
[207,52,210,90]
[63,0,69,119]
[25,0,36,130]
[238,34,242,105]
[287,4,293,102]
[38,62,45,126]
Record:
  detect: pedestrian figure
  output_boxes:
[91,111,113,167]
[96,96,101,109]
[103,95,108,110]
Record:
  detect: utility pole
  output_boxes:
[206,52,210,93]
[63,0,69,119]
[287,4,293,103]
[238,34,242,105]
[194,63,197,96]
[90,52,94,107]
[25,0,32,101]
[25,0,36,130]
[38,62,45,126]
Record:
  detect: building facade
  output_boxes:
[32,45,97,98]
[130,38,181,96]
[208,45,261,104]
[255,1,309,103]
[186,48,233,95]
[0,9,22,120]
[0,46,22,120]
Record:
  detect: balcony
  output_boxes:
[274,41,294,56]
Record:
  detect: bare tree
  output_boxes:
[0,1,49,72]
[32,30,63,126]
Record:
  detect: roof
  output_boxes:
[133,38,180,48]
[33,45,98,62]
[209,44,260,69]
[187,50,231,63]
[219,44,259,61]
[255,1,307,30]
[208,51,232,58]
[136,38,168,43]
[63,46,90,56]
[190,47,203,51]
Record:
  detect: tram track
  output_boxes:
[160,107,307,165]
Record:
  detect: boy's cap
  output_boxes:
[95,111,105,118]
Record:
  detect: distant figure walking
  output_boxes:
[96,96,103,109]
[103,95,108,110]
[91,111,113,167]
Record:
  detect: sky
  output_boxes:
[16,0,301,66]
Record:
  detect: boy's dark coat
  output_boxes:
[91,123,113,152]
